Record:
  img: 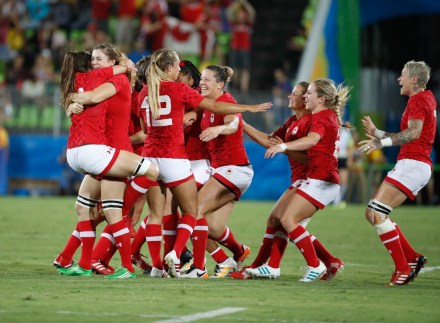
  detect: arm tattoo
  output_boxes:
[391,119,423,146]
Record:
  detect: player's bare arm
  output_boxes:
[391,119,423,146]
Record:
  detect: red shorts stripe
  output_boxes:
[213,173,241,200]
[384,176,415,200]
[296,189,325,209]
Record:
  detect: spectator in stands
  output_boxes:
[0,11,12,62]
[128,37,151,65]
[31,50,55,84]
[89,0,113,34]
[115,0,137,52]
[138,0,168,52]
[24,0,50,29]
[52,0,73,33]
[284,25,307,78]
[5,53,28,88]
[226,0,255,93]
[21,71,45,123]
[332,125,352,209]
[346,130,367,203]
[271,68,293,127]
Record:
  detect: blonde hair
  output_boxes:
[312,78,351,126]
[147,49,179,119]
[404,60,431,90]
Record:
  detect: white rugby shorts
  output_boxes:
[145,157,193,187]
[296,178,340,209]
[190,159,212,188]
[385,158,431,200]
[67,145,119,177]
[212,164,254,200]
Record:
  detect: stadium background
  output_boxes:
[0,0,439,203]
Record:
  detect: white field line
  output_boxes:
[153,307,247,323]
[419,266,440,274]
[340,263,440,274]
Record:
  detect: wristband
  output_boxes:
[374,128,385,139]
[380,137,392,147]
[277,143,287,152]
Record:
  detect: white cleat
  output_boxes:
[211,257,237,278]
[150,267,168,278]
[164,250,181,278]
[245,265,280,279]
[299,261,327,282]
[180,265,208,279]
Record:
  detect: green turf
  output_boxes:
[0,197,439,322]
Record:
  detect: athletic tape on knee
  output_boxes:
[101,199,123,210]
[374,218,396,235]
[132,158,151,177]
[299,217,311,228]
[76,195,99,208]
[366,199,393,224]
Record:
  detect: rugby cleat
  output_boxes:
[131,254,152,274]
[299,261,327,282]
[320,259,344,281]
[150,267,169,278]
[386,268,415,286]
[229,266,253,280]
[409,255,427,276]
[245,265,280,279]
[57,263,92,276]
[104,266,136,279]
[211,257,237,278]
[91,259,114,275]
[180,264,208,279]
[164,250,181,278]
[180,249,194,268]
[53,254,74,269]
[234,245,251,269]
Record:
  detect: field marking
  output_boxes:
[153,307,247,323]
[419,266,440,274]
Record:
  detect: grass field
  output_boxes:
[0,197,439,323]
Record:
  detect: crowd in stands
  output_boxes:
[0,0,261,89]
[0,0,276,131]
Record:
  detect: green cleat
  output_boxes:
[104,266,136,279]
[57,263,92,276]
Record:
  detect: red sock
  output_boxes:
[251,226,276,268]
[59,223,81,261]
[173,213,196,258]
[216,227,242,259]
[91,225,114,260]
[78,220,96,270]
[101,244,117,267]
[311,235,336,266]
[379,229,410,272]
[131,216,148,256]
[192,218,208,269]
[268,227,288,268]
[288,225,319,267]
[162,213,178,258]
[210,247,229,264]
[392,220,419,262]
[110,220,134,272]
[146,224,163,269]
[122,177,155,216]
